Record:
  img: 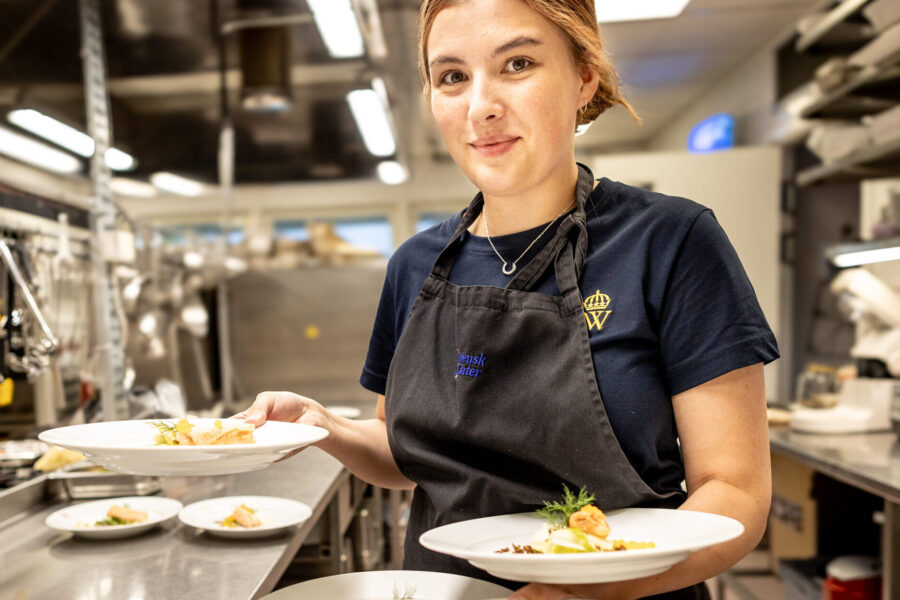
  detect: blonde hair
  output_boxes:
[417,0,641,126]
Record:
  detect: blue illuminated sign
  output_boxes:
[687,113,735,153]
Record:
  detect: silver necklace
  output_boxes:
[482,198,576,275]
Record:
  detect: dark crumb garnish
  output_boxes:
[495,543,539,554]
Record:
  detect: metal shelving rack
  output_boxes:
[792,0,900,186]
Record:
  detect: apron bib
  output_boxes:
[384,165,705,598]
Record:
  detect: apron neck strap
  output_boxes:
[430,163,594,293]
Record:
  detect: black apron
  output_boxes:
[385,164,709,599]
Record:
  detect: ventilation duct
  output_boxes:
[239,25,292,112]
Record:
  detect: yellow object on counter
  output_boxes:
[33,445,87,471]
[0,378,12,406]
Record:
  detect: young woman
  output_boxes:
[242,1,778,598]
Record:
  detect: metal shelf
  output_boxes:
[796,135,900,185]
[802,64,900,119]
[796,0,873,52]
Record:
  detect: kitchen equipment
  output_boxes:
[824,556,881,600]
[49,461,161,499]
[792,378,897,433]
[792,267,900,434]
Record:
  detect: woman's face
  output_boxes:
[426,0,595,198]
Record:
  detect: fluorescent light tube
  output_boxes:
[8,109,136,171]
[8,108,94,156]
[595,0,691,23]
[347,89,396,157]
[377,160,407,185]
[150,172,206,197]
[832,246,900,268]
[110,177,157,198]
[307,0,364,58]
[104,147,136,171]
[0,125,82,174]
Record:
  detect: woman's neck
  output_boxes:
[468,162,579,237]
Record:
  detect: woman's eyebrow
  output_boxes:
[491,35,542,57]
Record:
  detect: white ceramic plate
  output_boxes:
[178,495,312,538]
[38,419,328,476]
[45,496,183,539]
[420,508,744,584]
[260,570,512,599]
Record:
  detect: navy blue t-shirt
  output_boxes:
[361,177,779,497]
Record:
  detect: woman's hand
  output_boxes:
[237,391,330,429]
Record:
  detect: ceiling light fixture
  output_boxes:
[110,177,157,198]
[150,172,206,197]
[0,125,83,174]
[377,160,407,185]
[307,0,364,58]
[595,0,691,23]
[7,109,136,171]
[347,88,396,157]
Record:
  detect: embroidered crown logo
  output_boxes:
[582,290,611,311]
[583,290,612,332]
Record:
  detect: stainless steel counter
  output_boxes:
[769,427,900,600]
[769,427,900,503]
[0,447,347,600]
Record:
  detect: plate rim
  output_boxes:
[38,419,329,453]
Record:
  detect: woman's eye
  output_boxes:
[505,57,532,72]
[439,71,466,85]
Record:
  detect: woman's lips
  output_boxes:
[470,137,520,158]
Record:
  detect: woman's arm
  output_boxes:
[244,392,415,490]
[512,362,771,600]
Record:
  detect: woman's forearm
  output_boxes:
[317,416,416,490]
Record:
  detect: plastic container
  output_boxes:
[824,556,881,600]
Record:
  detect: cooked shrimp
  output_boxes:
[568,504,610,539]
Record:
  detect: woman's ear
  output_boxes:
[578,63,600,107]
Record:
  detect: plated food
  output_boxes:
[152,418,255,446]
[94,503,148,526]
[45,496,183,539]
[38,419,329,476]
[420,492,745,584]
[497,486,655,555]
[219,504,262,528]
[178,496,312,538]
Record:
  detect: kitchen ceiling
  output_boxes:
[0,0,825,189]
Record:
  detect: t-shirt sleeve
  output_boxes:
[360,263,398,395]
[658,209,779,396]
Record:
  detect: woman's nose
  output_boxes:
[467,78,504,123]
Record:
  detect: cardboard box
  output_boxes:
[768,453,818,570]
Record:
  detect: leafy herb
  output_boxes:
[534,484,595,529]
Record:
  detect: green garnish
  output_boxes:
[94,515,129,526]
[150,421,177,445]
[534,484,595,530]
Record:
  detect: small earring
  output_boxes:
[577,104,586,119]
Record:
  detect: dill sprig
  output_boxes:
[534,484,595,529]
[150,421,176,434]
